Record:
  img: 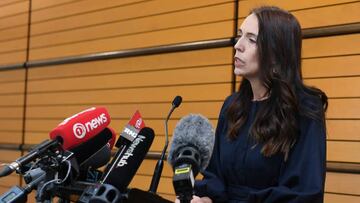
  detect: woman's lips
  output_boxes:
[234,57,245,67]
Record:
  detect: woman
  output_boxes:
[184,6,328,203]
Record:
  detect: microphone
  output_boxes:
[0,107,111,178]
[76,127,117,184]
[50,107,111,150]
[101,127,155,193]
[149,95,182,193]
[78,127,155,203]
[68,127,114,167]
[102,110,145,180]
[167,114,215,202]
[79,127,116,170]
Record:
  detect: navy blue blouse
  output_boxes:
[195,93,326,203]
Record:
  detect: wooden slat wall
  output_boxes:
[0,69,25,144]
[0,0,359,202]
[236,1,360,202]
[29,0,234,60]
[0,0,28,66]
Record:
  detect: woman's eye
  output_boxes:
[249,38,257,43]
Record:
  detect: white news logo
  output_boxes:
[124,127,137,139]
[117,135,145,167]
[72,113,108,139]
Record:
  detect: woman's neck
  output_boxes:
[248,78,269,101]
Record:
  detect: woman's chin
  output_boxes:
[234,67,246,76]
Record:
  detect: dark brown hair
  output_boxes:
[227,6,327,160]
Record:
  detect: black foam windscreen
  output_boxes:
[69,127,113,165]
[80,144,112,169]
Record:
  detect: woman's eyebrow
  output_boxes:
[238,29,258,38]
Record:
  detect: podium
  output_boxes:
[125,188,172,203]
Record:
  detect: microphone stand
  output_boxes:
[149,96,182,193]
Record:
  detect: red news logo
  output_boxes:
[72,113,108,139]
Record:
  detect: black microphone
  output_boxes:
[149,95,182,193]
[167,114,215,203]
[0,139,61,178]
[66,127,114,167]
[101,127,155,193]
[79,144,111,170]
[78,127,155,203]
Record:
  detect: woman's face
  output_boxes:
[234,13,260,79]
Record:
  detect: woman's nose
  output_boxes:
[234,38,244,52]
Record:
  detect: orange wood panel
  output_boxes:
[0,131,22,144]
[0,150,21,162]
[327,98,360,119]
[0,119,23,132]
[302,55,360,78]
[32,0,231,22]
[0,0,28,18]
[26,83,231,105]
[0,51,26,66]
[0,25,27,41]
[0,0,26,7]
[31,0,160,23]
[238,1,360,29]
[31,0,78,11]
[27,47,232,80]
[31,0,232,35]
[29,20,233,60]
[0,94,24,106]
[0,38,26,53]
[27,65,231,93]
[30,3,234,48]
[294,2,360,29]
[0,106,23,119]
[327,120,360,141]
[327,141,360,163]
[305,77,360,98]
[303,33,360,58]
[326,172,360,195]
[237,0,356,17]
[0,69,25,82]
[0,81,24,94]
[0,13,28,30]
[324,193,360,203]
[0,175,19,187]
